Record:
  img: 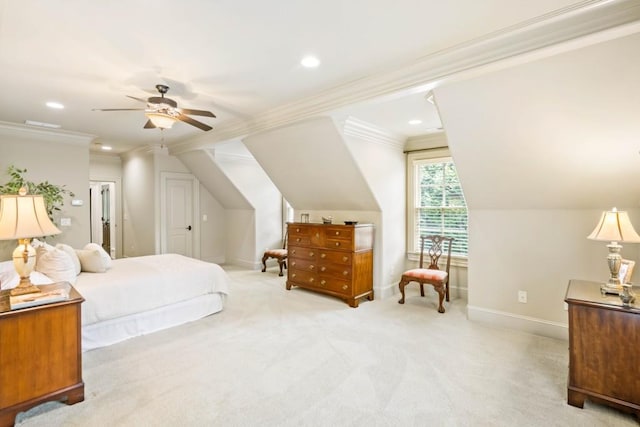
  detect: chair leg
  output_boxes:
[277,259,285,276]
[261,254,268,272]
[435,285,446,313]
[445,278,450,302]
[398,278,408,304]
[420,284,425,297]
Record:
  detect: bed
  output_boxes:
[0,251,230,352]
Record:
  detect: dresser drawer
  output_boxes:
[289,258,318,273]
[318,251,351,265]
[289,247,317,260]
[289,235,311,246]
[317,276,351,294]
[289,269,318,287]
[324,227,353,240]
[324,238,353,250]
[317,263,352,279]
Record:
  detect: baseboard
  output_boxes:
[467,305,568,341]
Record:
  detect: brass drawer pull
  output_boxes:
[342,285,348,290]
[291,249,296,255]
[291,261,296,267]
[343,271,348,276]
[342,256,348,262]
[320,280,326,286]
[335,231,340,235]
[292,273,296,278]
[320,266,326,272]
[309,265,315,270]
[309,278,314,283]
[335,242,340,247]
[296,228,300,232]
[309,251,314,257]
[320,253,326,258]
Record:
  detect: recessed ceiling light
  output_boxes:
[46,101,64,109]
[408,119,422,125]
[301,55,320,68]
[101,145,113,151]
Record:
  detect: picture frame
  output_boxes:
[619,259,636,284]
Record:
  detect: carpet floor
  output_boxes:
[15,266,638,426]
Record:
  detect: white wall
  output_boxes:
[0,123,92,258]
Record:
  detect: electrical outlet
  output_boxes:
[60,217,71,226]
[518,290,527,303]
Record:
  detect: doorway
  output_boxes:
[90,181,117,258]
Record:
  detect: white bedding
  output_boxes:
[74,253,230,326]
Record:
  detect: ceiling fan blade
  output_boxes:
[143,120,156,129]
[177,113,212,131]
[126,95,150,103]
[179,108,216,118]
[93,108,146,112]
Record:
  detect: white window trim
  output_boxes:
[406,147,468,266]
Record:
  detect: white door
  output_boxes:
[165,177,193,256]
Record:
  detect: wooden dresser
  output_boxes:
[286,222,374,307]
[565,279,640,417]
[0,284,84,427]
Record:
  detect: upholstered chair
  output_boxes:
[261,233,288,276]
[398,235,454,313]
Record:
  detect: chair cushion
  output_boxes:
[265,249,287,257]
[403,268,448,282]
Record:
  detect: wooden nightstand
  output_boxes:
[565,279,640,418]
[0,283,84,427]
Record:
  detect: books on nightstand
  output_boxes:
[10,282,71,310]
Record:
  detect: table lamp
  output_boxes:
[0,188,61,296]
[587,207,640,295]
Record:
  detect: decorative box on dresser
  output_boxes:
[286,222,374,307]
[565,279,640,418]
[0,284,84,427]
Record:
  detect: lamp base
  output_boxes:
[600,282,623,296]
[9,278,42,296]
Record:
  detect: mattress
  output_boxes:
[74,253,230,327]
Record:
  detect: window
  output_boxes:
[407,149,468,258]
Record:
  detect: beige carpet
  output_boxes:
[15,266,637,426]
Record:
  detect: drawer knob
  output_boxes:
[320,253,326,258]
[292,249,296,255]
[296,238,302,242]
[296,228,300,232]
[320,280,326,286]
[309,252,314,257]
[315,233,320,238]
[291,261,296,267]
[335,242,340,247]
[309,265,315,270]
[342,256,348,262]
[343,271,348,276]
[292,273,296,278]
[335,231,340,235]
[320,266,326,272]
[309,278,314,283]
[342,285,348,290]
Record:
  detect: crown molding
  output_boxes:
[405,132,449,152]
[341,117,405,150]
[170,0,640,155]
[0,121,95,145]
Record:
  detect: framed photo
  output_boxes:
[619,259,636,284]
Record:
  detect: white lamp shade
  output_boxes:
[587,208,640,243]
[0,194,61,239]
[145,111,176,129]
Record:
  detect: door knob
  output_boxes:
[186,225,192,231]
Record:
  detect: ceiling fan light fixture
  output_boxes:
[145,111,177,129]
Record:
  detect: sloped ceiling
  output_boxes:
[243,116,379,211]
[435,31,640,210]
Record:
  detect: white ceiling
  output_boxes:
[0,0,584,153]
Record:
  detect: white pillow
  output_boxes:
[84,243,112,270]
[75,249,107,273]
[0,260,55,289]
[35,246,77,285]
[56,244,81,276]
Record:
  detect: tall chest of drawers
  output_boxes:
[286,222,374,307]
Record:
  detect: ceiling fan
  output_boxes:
[93,84,216,131]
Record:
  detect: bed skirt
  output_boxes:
[82,293,225,352]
